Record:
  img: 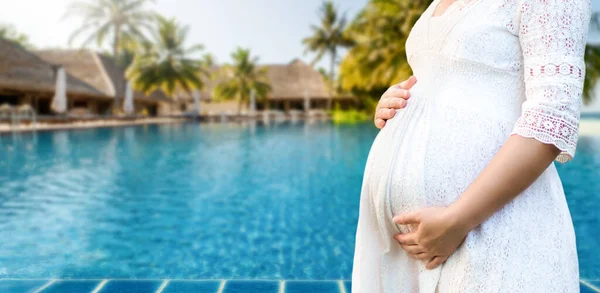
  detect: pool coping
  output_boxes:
[0,279,598,293]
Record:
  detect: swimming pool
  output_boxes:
[0,122,598,284]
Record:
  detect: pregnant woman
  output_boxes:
[352,0,591,292]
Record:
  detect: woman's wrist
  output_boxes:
[446,198,481,233]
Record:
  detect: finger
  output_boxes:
[383,88,411,100]
[394,233,417,245]
[398,75,418,90]
[400,244,425,254]
[380,97,408,109]
[376,108,396,120]
[414,252,430,260]
[393,211,421,225]
[407,252,430,260]
[375,118,385,129]
[426,256,448,270]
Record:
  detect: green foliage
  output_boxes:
[303,1,353,92]
[213,48,271,114]
[341,1,599,106]
[586,12,600,104]
[584,44,600,105]
[126,16,208,97]
[340,0,430,103]
[65,0,156,57]
[200,53,216,68]
[331,108,371,124]
[0,23,34,49]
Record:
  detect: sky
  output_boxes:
[0,0,599,65]
[0,0,368,69]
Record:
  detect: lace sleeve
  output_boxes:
[510,0,591,163]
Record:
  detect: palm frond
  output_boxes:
[339,0,429,96]
[213,48,272,109]
[127,15,208,98]
[66,0,155,56]
[303,0,352,91]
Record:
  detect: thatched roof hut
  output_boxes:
[0,39,107,98]
[265,59,330,100]
[175,59,355,113]
[35,49,169,103]
[179,59,335,101]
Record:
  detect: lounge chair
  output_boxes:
[0,104,13,121]
[16,104,36,124]
[68,107,92,119]
[289,109,302,120]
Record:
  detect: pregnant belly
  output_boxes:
[364,89,514,234]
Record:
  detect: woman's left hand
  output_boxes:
[392,206,471,270]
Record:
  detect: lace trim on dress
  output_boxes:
[510,108,578,162]
[510,0,590,163]
[525,63,584,81]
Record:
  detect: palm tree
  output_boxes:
[342,1,599,108]
[0,23,33,49]
[213,48,271,114]
[303,1,353,100]
[340,0,429,107]
[126,16,208,97]
[584,44,600,104]
[64,0,155,58]
[585,12,600,104]
[200,53,216,68]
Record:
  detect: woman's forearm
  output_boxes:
[448,135,562,231]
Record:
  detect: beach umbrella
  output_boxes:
[193,90,201,116]
[249,89,256,115]
[51,67,67,114]
[124,81,134,115]
[304,89,311,112]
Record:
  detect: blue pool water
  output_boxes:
[0,122,598,281]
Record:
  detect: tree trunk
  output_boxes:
[328,50,336,110]
[113,29,120,58]
[112,25,121,114]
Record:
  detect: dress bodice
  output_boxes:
[404,0,591,162]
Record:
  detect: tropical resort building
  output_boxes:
[265,59,355,112]
[1,38,354,129]
[180,59,356,116]
[0,39,112,118]
[34,49,171,117]
[0,39,174,125]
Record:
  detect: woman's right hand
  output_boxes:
[374,76,418,129]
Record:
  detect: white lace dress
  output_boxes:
[351,0,591,292]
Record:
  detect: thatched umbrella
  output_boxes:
[304,89,311,112]
[249,89,256,116]
[193,90,201,116]
[51,67,67,114]
[124,81,134,115]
